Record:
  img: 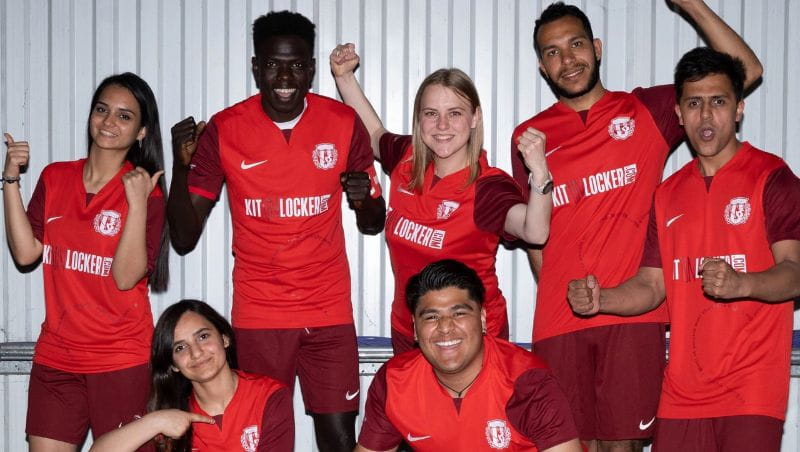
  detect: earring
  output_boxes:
[138,138,143,149]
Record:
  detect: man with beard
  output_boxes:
[510,1,762,451]
[166,10,385,452]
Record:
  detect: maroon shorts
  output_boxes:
[390,320,509,355]
[235,323,360,414]
[533,323,666,441]
[26,362,151,446]
[653,415,784,452]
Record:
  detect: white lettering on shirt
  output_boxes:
[392,216,446,250]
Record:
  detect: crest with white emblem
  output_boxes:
[485,419,511,449]
[724,197,751,225]
[608,116,635,140]
[93,210,122,237]
[240,425,259,452]
[436,200,460,220]
[312,143,338,170]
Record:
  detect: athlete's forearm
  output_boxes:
[599,267,666,316]
[166,165,206,254]
[738,259,800,303]
[354,195,386,235]
[111,200,148,290]
[334,72,387,159]
[3,183,43,265]
[678,0,763,90]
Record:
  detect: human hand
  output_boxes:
[330,43,360,78]
[701,258,748,299]
[149,409,215,439]
[517,127,549,184]
[340,171,373,210]
[3,133,29,178]
[123,167,164,205]
[171,117,206,168]
[567,275,601,316]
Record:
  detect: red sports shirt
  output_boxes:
[190,371,290,451]
[654,143,793,420]
[34,160,158,373]
[385,145,523,339]
[512,88,680,342]
[359,335,577,451]
[189,93,376,328]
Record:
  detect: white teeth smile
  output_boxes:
[99,130,116,137]
[435,339,461,347]
[274,88,296,97]
[562,68,584,79]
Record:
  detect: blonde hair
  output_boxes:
[407,68,483,191]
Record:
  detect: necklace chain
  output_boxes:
[436,371,481,398]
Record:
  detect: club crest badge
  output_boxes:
[724,197,750,225]
[240,425,259,452]
[312,143,338,170]
[93,210,122,237]
[485,419,511,449]
[436,200,460,220]
[608,116,635,140]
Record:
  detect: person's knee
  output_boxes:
[311,411,357,452]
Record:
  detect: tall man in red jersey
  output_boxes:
[511,1,763,450]
[166,11,385,452]
[357,259,581,452]
[567,47,800,452]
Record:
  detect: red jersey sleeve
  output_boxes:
[378,133,412,176]
[145,193,165,273]
[505,368,578,450]
[257,386,294,452]
[27,176,46,242]
[763,166,800,244]
[640,206,661,268]
[357,365,403,450]
[632,85,684,149]
[474,174,525,238]
[345,115,376,172]
[187,119,225,201]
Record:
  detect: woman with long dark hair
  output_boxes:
[331,45,553,353]
[3,72,168,450]
[90,300,293,452]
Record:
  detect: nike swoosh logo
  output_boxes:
[397,187,414,196]
[639,416,656,430]
[345,390,359,401]
[240,159,268,170]
[545,145,563,157]
[46,216,63,224]
[406,433,431,442]
[666,214,684,228]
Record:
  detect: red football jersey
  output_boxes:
[385,147,519,339]
[199,93,360,328]
[383,336,552,451]
[655,143,793,420]
[190,371,286,451]
[512,91,671,342]
[34,159,157,373]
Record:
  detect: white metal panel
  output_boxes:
[1,1,800,450]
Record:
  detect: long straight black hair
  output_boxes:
[86,72,169,292]
[149,300,238,452]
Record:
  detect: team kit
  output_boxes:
[3,1,799,452]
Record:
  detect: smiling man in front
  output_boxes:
[356,260,581,451]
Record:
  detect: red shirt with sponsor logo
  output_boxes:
[512,87,681,342]
[190,371,291,451]
[188,93,377,328]
[33,159,159,373]
[383,140,524,339]
[358,335,577,451]
[654,143,794,420]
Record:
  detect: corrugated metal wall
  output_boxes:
[1,0,799,450]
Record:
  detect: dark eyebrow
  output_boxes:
[95,101,137,116]
[448,303,476,312]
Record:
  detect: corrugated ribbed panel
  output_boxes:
[1,1,799,450]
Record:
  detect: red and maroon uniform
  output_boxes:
[653,143,795,421]
[33,159,159,372]
[358,336,578,451]
[511,88,682,342]
[190,371,293,451]
[381,134,524,344]
[189,93,376,329]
